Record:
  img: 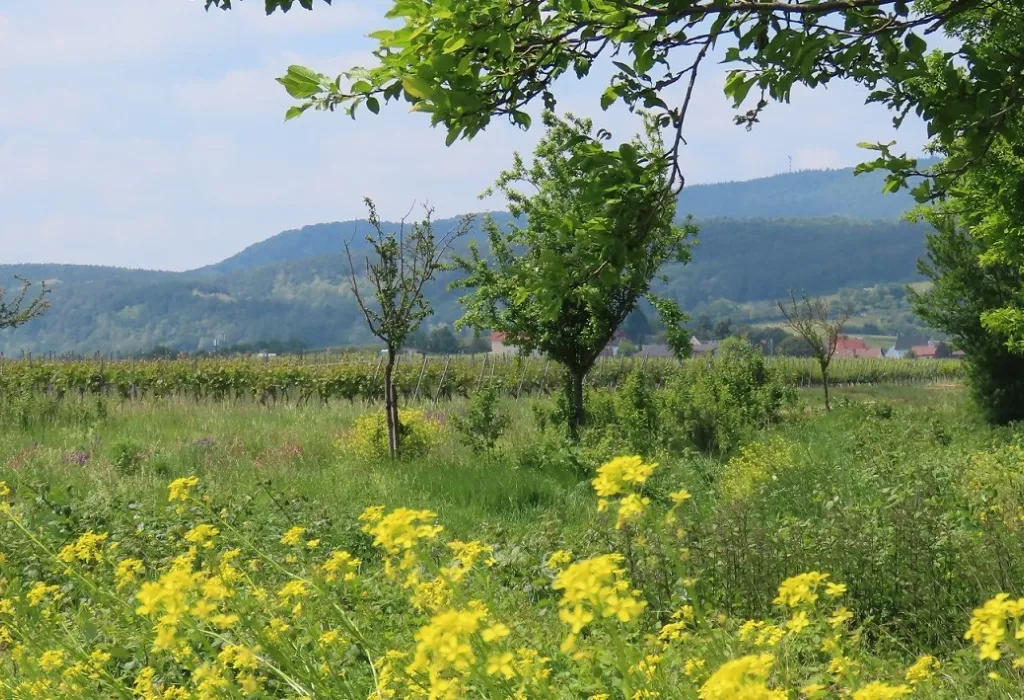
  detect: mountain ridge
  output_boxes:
[0,165,928,354]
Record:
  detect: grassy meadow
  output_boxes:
[2,367,1023,697]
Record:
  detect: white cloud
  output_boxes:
[0,1,934,272]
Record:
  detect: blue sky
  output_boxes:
[0,0,931,271]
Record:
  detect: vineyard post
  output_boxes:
[370,355,384,405]
[477,353,488,390]
[516,357,529,399]
[434,355,451,404]
[539,359,549,394]
[413,354,429,402]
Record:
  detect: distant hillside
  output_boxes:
[0,217,927,355]
[200,165,915,277]
[677,166,922,220]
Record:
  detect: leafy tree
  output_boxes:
[345,198,471,457]
[207,0,1024,198]
[0,277,49,330]
[910,213,1024,424]
[453,112,694,438]
[426,324,460,355]
[617,339,638,358]
[775,335,815,357]
[777,291,852,411]
[622,308,651,344]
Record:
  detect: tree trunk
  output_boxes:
[820,361,831,412]
[384,347,400,458]
[568,369,586,441]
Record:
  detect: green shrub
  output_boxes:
[342,408,442,460]
[109,439,145,475]
[664,338,796,454]
[453,382,511,454]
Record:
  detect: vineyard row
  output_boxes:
[0,354,965,404]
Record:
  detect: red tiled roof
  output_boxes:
[490,331,507,342]
[835,335,870,353]
[910,344,939,357]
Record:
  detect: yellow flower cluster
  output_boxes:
[851,681,913,699]
[360,506,444,556]
[773,571,833,608]
[592,456,657,529]
[964,592,1024,661]
[320,549,360,583]
[168,476,200,502]
[904,654,939,685]
[56,530,109,564]
[552,553,646,652]
[698,654,786,700]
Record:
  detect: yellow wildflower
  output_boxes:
[592,456,656,498]
[774,571,830,608]
[699,654,786,700]
[57,531,108,564]
[280,526,306,546]
[829,607,854,629]
[115,558,145,590]
[39,650,66,672]
[905,654,939,685]
[546,550,573,569]
[184,523,220,548]
[168,476,199,502]
[787,611,811,635]
[669,489,692,505]
[851,682,912,700]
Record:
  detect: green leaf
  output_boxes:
[600,86,618,110]
[277,65,324,99]
[904,33,927,56]
[351,80,372,94]
[445,125,462,146]
[365,96,380,114]
[724,72,755,107]
[402,76,432,99]
[442,35,467,54]
[284,105,307,121]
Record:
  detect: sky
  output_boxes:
[0,0,933,271]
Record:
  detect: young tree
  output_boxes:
[0,277,49,329]
[777,291,852,411]
[346,198,471,457]
[209,0,1024,200]
[910,212,1024,424]
[453,112,694,439]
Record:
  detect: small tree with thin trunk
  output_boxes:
[345,198,471,457]
[453,112,694,440]
[0,277,49,329]
[777,291,852,412]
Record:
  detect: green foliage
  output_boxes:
[911,214,1024,424]
[109,439,145,475]
[216,0,1020,209]
[452,382,510,455]
[664,338,796,454]
[453,112,693,436]
[342,408,442,461]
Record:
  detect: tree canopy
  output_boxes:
[205,0,1024,197]
[452,112,693,435]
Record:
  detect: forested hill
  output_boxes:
[677,166,920,220]
[0,216,927,354]
[202,164,914,277]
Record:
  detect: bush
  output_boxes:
[343,408,443,460]
[109,439,145,475]
[453,383,511,454]
[665,338,795,454]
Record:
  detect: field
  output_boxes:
[1,356,1022,698]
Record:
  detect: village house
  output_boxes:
[834,335,885,359]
